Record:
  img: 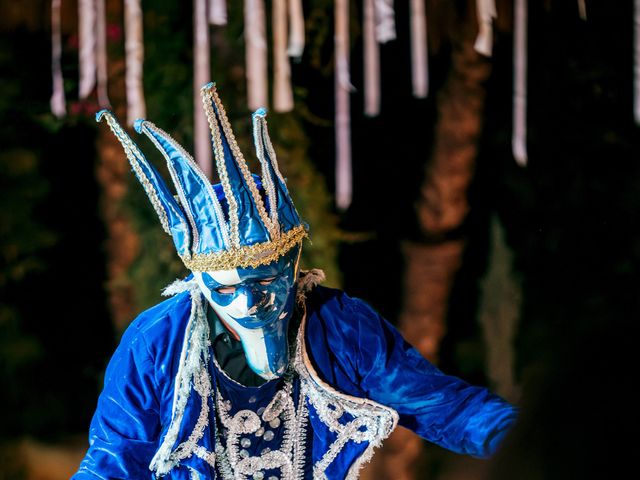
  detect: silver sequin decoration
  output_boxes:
[269,418,281,429]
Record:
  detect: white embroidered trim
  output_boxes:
[150,283,215,476]
[294,307,399,480]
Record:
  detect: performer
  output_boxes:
[73,83,517,480]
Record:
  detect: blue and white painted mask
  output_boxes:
[194,246,300,380]
[98,83,308,379]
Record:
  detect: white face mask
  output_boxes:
[193,248,300,379]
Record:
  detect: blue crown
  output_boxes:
[97,83,307,271]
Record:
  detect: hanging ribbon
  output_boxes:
[78,0,96,98]
[513,0,528,166]
[273,0,294,112]
[635,0,640,125]
[374,0,396,43]
[364,0,380,116]
[244,0,269,111]
[410,0,429,98]
[194,0,213,178]
[95,0,111,108]
[335,0,352,210]
[124,0,146,125]
[209,0,228,26]
[51,0,66,117]
[474,0,497,57]
[287,0,305,58]
[577,0,587,21]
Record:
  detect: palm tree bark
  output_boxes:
[369,1,493,478]
[95,0,140,332]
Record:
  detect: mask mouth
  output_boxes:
[228,309,290,330]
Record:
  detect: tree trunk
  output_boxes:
[370,1,492,478]
[95,0,140,332]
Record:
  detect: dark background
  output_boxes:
[1,1,638,478]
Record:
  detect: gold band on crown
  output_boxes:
[181,224,308,271]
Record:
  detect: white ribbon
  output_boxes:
[50,0,66,117]
[335,0,352,210]
[513,0,528,166]
[194,0,213,178]
[244,0,269,111]
[474,0,497,57]
[78,0,96,98]
[410,0,429,98]
[273,0,294,112]
[124,0,146,124]
[287,0,305,58]
[96,0,111,108]
[374,0,396,43]
[209,0,228,26]
[635,0,640,124]
[364,0,380,116]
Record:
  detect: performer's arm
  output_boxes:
[349,297,517,458]
[72,322,161,479]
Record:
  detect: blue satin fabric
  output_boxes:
[96,111,192,257]
[251,108,301,231]
[304,287,518,458]
[128,86,304,257]
[72,286,517,479]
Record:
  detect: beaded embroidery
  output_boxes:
[213,375,308,480]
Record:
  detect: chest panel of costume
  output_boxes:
[150,288,398,479]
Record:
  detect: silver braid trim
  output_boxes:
[149,289,214,476]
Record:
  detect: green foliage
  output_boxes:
[0,150,53,375]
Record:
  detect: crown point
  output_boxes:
[253,107,268,118]
[96,109,110,123]
[133,118,146,134]
[202,81,216,92]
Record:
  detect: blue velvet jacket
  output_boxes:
[72,281,517,479]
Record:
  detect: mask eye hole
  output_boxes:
[258,277,277,286]
[215,286,237,294]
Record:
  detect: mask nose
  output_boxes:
[238,285,268,313]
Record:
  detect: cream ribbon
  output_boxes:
[96,0,110,108]
[410,0,429,98]
[124,0,146,124]
[335,0,352,210]
[273,0,294,112]
[194,0,213,178]
[474,0,497,57]
[578,0,587,21]
[209,0,228,26]
[374,0,396,43]
[287,0,305,58]
[364,0,380,116]
[244,0,269,111]
[513,0,528,166]
[78,0,96,99]
[51,0,66,117]
[635,0,640,124]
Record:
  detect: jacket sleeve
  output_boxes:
[349,297,518,458]
[72,321,161,479]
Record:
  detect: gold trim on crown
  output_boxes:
[181,224,308,271]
